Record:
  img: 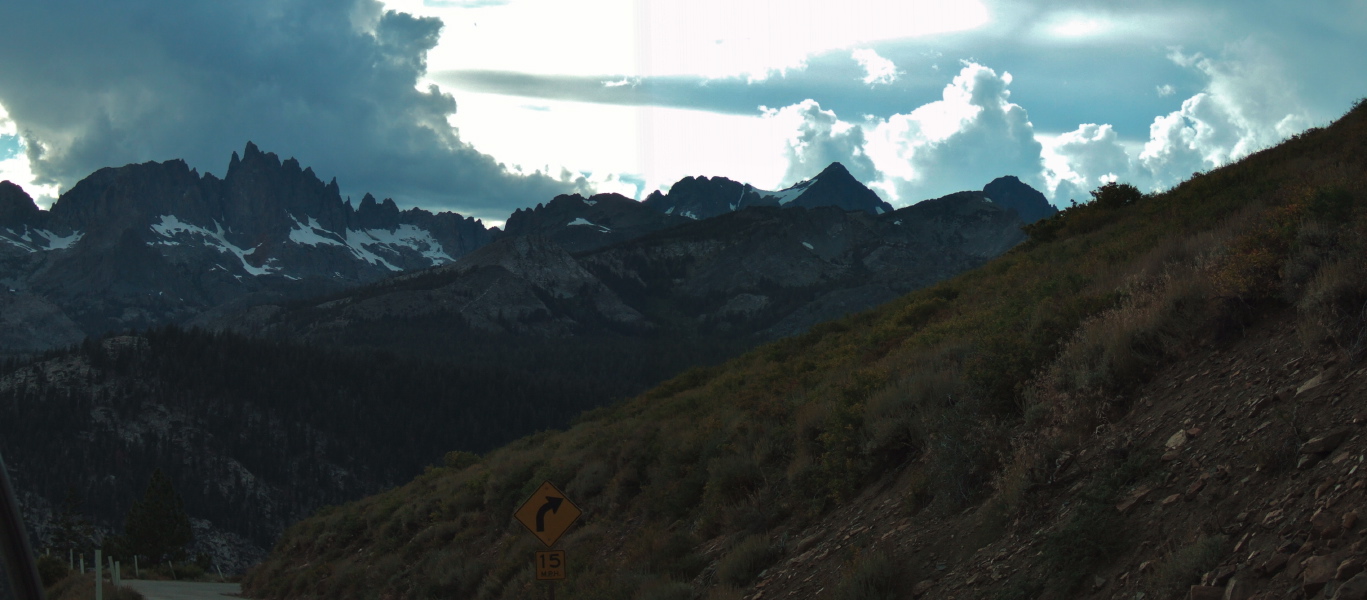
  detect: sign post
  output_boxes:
[514,482,580,600]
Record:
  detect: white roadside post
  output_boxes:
[94,549,103,600]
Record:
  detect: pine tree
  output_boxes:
[123,469,193,563]
[51,487,95,555]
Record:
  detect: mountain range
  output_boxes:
[0,143,1053,355]
[239,99,1367,600]
[0,140,1051,571]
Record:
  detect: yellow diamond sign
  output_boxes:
[514,481,582,547]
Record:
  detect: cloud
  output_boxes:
[0,103,59,206]
[422,0,508,7]
[764,100,878,186]
[1156,84,1175,97]
[0,0,583,222]
[852,49,901,85]
[866,61,1046,204]
[1135,44,1310,190]
[1042,123,1129,204]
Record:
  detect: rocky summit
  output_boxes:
[984,174,1058,224]
[210,189,1026,344]
[643,161,896,221]
[0,142,492,353]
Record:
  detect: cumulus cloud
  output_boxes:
[1043,123,1130,204]
[852,49,901,85]
[764,100,879,185]
[1137,44,1310,190]
[866,61,1046,204]
[0,0,582,221]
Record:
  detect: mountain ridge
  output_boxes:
[239,99,1367,600]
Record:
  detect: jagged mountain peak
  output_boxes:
[643,162,893,221]
[815,161,853,179]
[774,162,894,215]
[0,143,494,349]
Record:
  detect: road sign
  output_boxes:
[514,481,582,547]
[535,550,566,580]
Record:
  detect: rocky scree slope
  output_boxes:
[242,101,1367,599]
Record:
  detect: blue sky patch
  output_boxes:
[0,135,20,160]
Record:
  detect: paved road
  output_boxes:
[122,580,241,600]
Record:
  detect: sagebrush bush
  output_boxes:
[36,554,70,588]
[833,551,899,600]
[1297,256,1367,357]
[638,581,696,600]
[45,574,144,600]
[1150,535,1229,595]
[715,534,775,587]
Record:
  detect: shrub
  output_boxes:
[1150,535,1229,595]
[568,459,614,499]
[443,450,479,470]
[37,554,70,588]
[638,581,695,600]
[1090,182,1143,209]
[715,534,775,587]
[1042,451,1154,592]
[1297,256,1367,357]
[833,551,899,600]
[703,454,764,506]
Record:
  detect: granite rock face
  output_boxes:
[0,142,493,353]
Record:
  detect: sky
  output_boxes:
[0,1,1363,226]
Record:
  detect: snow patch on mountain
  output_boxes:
[567,217,611,232]
[152,215,277,276]
[288,216,397,271]
[753,180,813,206]
[0,226,84,252]
[353,225,453,264]
[288,216,454,272]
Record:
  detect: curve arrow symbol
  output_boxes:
[535,496,564,532]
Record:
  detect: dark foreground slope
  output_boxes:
[0,327,626,570]
[246,100,1367,600]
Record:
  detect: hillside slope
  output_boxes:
[245,100,1367,600]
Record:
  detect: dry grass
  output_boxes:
[45,574,144,600]
[242,100,1367,600]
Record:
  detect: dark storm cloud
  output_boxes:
[0,0,582,221]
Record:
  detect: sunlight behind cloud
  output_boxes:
[1046,14,1109,39]
[448,91,792,199]
[387,0,988,80]
[0,102,59,207]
